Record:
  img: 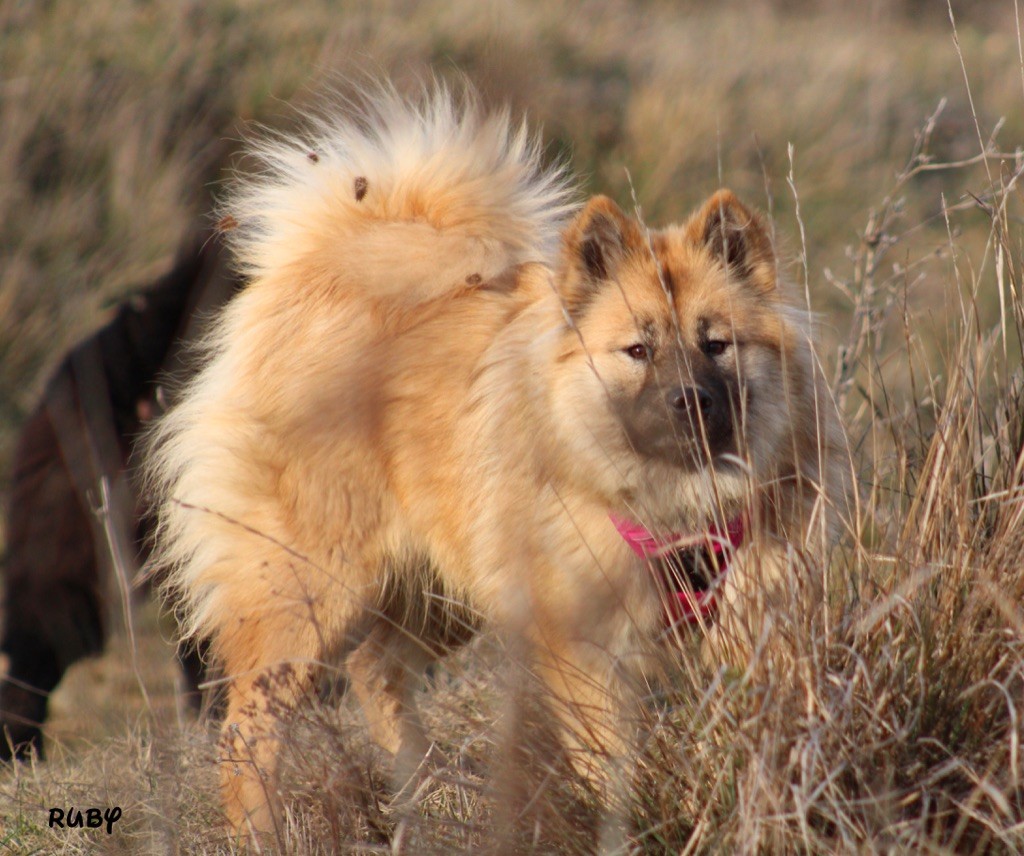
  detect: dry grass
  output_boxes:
[3,0,1024,853]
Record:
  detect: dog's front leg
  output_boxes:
[532,629,641,856]
[703,533,820,670]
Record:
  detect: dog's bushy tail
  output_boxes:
[143,84,575,643]
[221,84,577,303]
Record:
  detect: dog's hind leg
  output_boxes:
[345,617,438,795]
[346,569,478,795]
[216,604,335,845]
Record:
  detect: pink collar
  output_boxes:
[609,513,744,625]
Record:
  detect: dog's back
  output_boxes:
[143,87,578,838]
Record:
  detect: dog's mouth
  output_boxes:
[609,514,743,627]
[652,543,725,624]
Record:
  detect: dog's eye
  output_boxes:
[704,340,731,357]
[624,343,650,361]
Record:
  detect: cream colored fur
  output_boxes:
[144,86,850,844]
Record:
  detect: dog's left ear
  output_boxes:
[560,195,645,316]
[688,190,776,295]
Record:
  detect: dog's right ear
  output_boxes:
[560,195,643,317]
[687,190,776,295]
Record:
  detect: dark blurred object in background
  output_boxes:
[0,231,238,760]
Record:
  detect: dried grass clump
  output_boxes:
[626,115,1024,854]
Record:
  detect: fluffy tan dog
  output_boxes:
[145,86,849,840]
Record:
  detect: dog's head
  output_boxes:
[548,192,812,525]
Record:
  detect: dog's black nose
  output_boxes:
[667,385,714,419]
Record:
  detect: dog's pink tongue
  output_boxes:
[608,515,675,558]
[609,513,744,626]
